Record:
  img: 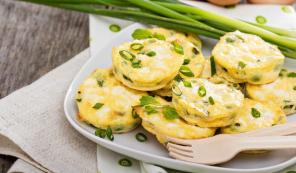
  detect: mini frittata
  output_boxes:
[112,39,183,91]
[172,78,244,127]
[247,69,296,115]
[222,99,286,134]
[212,31,285,84]
[76,68,146,133]
[134,96,216,144]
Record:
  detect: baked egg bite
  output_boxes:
[222,99,286,134]
[76,68,146,133]
[246,69,296,115]
[134,96,216,144]
[172,78,244,127]
[212,31,284,84]
[112,39,183,91]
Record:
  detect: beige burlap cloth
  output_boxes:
[0,49,97,173]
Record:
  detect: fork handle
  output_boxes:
[237,121,296,137]
[238,136,296,151]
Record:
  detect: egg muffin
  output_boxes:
[172,78,244,127]
[247,69,296,115]
[222,99,286,134]
[212,31,284,84]
[112,39,183,91]
[76,68,146,133]
[134,96,216,144]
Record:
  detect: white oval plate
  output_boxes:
[64,23,296,173]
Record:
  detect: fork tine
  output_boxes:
[166,137,192,146]
[167,142,193,152]
[168,147,193,158]
[169,151,194,163]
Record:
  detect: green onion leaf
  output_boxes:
[119,50,135,61]
[174,74,183,82]
[153,33,166,40]
[130,43,144,50]
[251,107,261,118]
[162,105,179,120]
[118,158,132,167]
[198,86,206,97]
[172,42,184,55]
[210,56,216,76]
[172,84,182,96]
[131,59,142,68]
[279,69,287,77]
[192,47,199,55]
[97,80,104,87]
[179,65,194,77]
[146,51,156,57]
[106,126,114,141]
[95,128,106,138]
[144,105,158,114]
[183,80,192,88]
[109,24,121,32]
[135,132,148,142]
[226,37,235,43]
[132,28,152,40]
[256,16,267,25]
[93,103,104,109]
[288,72,296,78]
[140,96,159,106]
[238,61,246,69]
[182,58,190,65]
[209,96,215,105]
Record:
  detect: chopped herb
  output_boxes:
[172,84,182,96]
[146,51,156,57]
[183,81,192,88]
[236,35,244,42]
[226,37,235,43]
[251,75,261,82]
[140,96,159,106]
[256,15,267,25]
[182,58,190,65]
[118,158,132,167]
[123,74,133,83]
[135,132,148,142]
[192,47,199,55]
[97,80,104,87]
[153,33,166,40]
[119,50,135,61]
[132,29,152,40]
[132,107,139,119]
[131,59,142,68]
[234,122,241,127]
[106,126,114,141]
[210,56,216,76]
[179,66,194,77]
[251,108,261,118]
[238,61,246,69]
[95,128,106,138]
[76,99,82,102]
[144,105,158,114]
[162,106,179,120]
[279,68,287,76]
[172,42,184,55]
[130,43,144,50]
[109,24,121,32]
[293,86,296,91]
[288,72,296,78]
[208,96,215,105]
[93,103,104,109]
[198,86,206,97]
[174,74,183,82]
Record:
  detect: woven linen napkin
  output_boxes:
[0,49,97,173]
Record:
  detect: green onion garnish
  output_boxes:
[106,126,114,141]
[251,108,261,118]
[174,74,183,82]
[293,86,296,91]
[192,47,199,55]
[172,42,184,55]
[251,75,261,82]
[135,132,148,142]
[97,80,104,87]
[146,51,156,57]
[109,24,121,32]
[183,81,192,88]
[238,61,246,69]
[132,107,139,119]
[130,43,144,50]
[132,28,152,40]
[179,66,194,77]
[256,16,267,25]
[131,59,142,68]
[119,50,135,61]
[172,84,182,96]
[226,37,235,43]
[144,105,158,114]
[279,69,287,77]
[209,96,215,105]
[210,56,216,76]
[95,128,106,138]
[182,58,190,65]
[288,72,296,78]
[76,99,82,102]
[93,103,104,109]
[162,105,179,120]
[140,96,159,106]
[198,86,206,97]
[153,33,166,40]
[118,158,132,167]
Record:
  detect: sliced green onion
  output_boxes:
[132,106,140,119]
[106,126,114,141]
[97,80,104,87]
[198,86,206,97]
[144,105,158,114]
[131,59,142,68]
[140,96,159,106]
[93,103,104,109]
[119,50,135,61]
[281,6,294,14]
[238,61,246,69]
[162,105,179,120]
[208,96,215,105]
[179,65,194,77]
[95,128,106,138]
[226,37,235,43]
[76,98,82,102]
[183,80,192,88]
[172,42,184,55]
[172,84,182,96]
[153,33,166,40]
[118,158,132,167]
[288,72,296,78]
[135,132,148,142]
[109,24,121,32]
[132,28,152,40]
[182,58,190,65]
[256,16,267,25]
[123,74,133,83]
[146,51,156,57]
[279,68,287,77]
[174,74,183,82]
[192,47,199,55]
[251,107,261,118]
[130,43,144,50]
[251,75,261,82]
[210,56,216,76]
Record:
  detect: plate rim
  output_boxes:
[64,23,296,173]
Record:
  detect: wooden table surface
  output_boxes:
[0,0,89,171]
